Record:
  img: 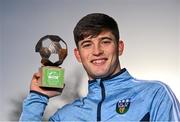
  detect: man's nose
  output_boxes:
[92,44,104,56]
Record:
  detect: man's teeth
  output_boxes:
[92,59,106,64]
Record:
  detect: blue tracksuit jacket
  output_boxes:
[20,69,180,121]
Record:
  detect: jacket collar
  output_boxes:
[88,68,127,84]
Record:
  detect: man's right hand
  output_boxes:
[30,71,64,98]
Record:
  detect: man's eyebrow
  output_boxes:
[80,40,91,46]
[101,37,113,40]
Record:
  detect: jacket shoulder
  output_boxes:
[49,97,85,120]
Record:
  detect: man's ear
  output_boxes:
[74,48,82,63]
[118,40,124,56]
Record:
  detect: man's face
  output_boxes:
[74,30,124,80]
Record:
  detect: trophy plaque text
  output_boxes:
[35,35,67,88]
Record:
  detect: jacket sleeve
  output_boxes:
[19,91,49,121]
[150,83,180,121]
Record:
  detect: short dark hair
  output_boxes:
[73,13,119,47]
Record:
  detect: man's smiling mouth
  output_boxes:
[91,58,108,65]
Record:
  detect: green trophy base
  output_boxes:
[39,66,64,88]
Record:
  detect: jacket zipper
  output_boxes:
[97,80,105,121]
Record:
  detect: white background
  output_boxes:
[0,0,179,120]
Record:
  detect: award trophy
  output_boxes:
[35,35,67,88]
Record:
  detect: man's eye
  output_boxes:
[82,43,92,48]
[102,40,111,44]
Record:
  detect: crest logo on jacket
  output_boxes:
[116,98,131,114]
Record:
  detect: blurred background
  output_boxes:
[0,0,179,120]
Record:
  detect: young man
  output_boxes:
[20,13,180,121]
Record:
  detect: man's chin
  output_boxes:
[92,73,109,79]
